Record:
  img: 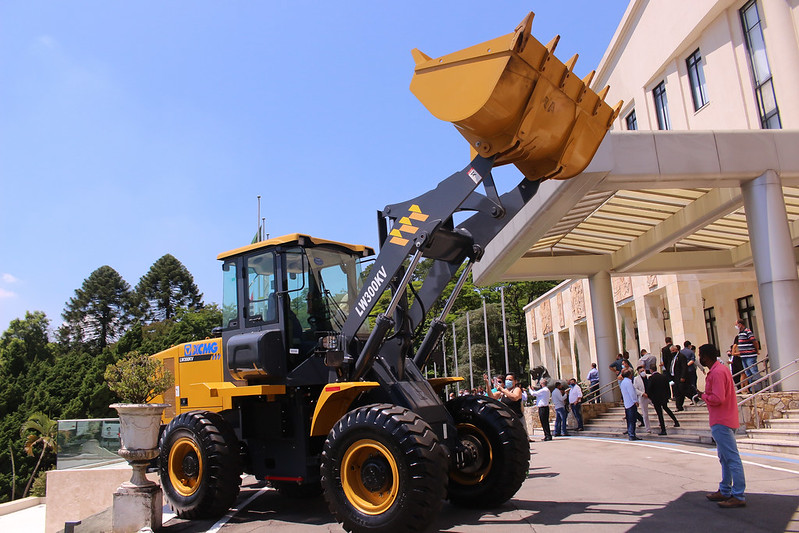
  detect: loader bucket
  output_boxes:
[410,13,622,180]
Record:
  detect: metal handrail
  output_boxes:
[582,378,620,404]
[730,354,770,383]
[736,357,799,429]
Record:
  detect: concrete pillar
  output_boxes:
[742,170,799,391]
[589,271,621,402]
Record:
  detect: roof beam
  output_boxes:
[473,170,609,285]
[611,187,743,272]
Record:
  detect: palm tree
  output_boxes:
[20,412,58,498]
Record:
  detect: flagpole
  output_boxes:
[501,285,509,374]
[257,195,262,241]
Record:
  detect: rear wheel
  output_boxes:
[446,396,529,507]
[320,404,447,533]
[159,411,242,519]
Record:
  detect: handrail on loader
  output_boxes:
[410,12,622,181]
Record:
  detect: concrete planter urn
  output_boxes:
[111,403,168,487]
[110,403,168,533]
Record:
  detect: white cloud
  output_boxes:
[0,288,17,299]
[2,273,19,283]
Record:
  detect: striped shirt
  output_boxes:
[736,327,758,357]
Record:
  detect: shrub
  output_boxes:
[104,351,173,404]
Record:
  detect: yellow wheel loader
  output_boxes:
[151,13,620,532]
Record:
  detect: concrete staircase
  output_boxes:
[581,401,714,445]
[737,409,799,455]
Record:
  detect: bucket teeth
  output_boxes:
[512,12,534,51]
[565,54,578,72]
[582,70,596,87]
[411,48,432,65]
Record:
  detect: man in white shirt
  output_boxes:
[567,378,584,431]
[551,383,569,436]
[633,365,652,433]
[529,378,552,441]
[620,369,642,440]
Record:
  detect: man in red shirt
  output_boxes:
[697,343,746,508]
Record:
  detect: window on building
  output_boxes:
[740,0,781,129]
[737,294,759,339]
[704,306,719,352]
[653,81,670,130]
[686,49,709,111]
[625,109,637,130]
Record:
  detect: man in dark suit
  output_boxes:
[671,344,689,411]
[647,367,680,435]
[661,337,674,400]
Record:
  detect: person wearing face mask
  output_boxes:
[734,319,762,393]
[486,373,523,419]
[567,378,584,431]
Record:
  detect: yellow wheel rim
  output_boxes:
[341,439,399,515]
[450,423,493,486]
[168,436,203,497]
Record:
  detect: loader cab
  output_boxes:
[217,233,374,386]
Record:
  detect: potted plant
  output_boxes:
[105,351,173,480]
[105,351,174,532]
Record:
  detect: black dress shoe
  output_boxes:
[673,422,680,428]
[628,436,642,441]
[659,430,667,435]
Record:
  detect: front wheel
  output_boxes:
[320,404,448,533]
[158,411,242,519]
[446,395,529,507]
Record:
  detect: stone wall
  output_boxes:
[740,392,799,429]
[524,402,614,436]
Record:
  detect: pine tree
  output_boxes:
[62,266,133,350]
[135,254,203,322]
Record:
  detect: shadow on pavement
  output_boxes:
[162,485,334,532]
[436,492,799,532]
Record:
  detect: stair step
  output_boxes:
[764,418,799,429]
[578,428,716,445]
[736,438,799,455]
[746,429,799,441]
[782,409,799,420]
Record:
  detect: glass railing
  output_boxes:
[56,418,125,470]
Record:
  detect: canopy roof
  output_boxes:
[473,130,799,283]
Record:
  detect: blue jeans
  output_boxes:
[571,403,583,429]
[710,424,746,499]
[625,405,639,438]
[741,356,762,392]
[555,407,568,435]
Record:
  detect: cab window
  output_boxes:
[222,261,238,328]
[246,250,277,326]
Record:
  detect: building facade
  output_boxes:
[523,0,799,387]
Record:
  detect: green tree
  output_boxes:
[19,412,57,498]
[136,254,203,322]
[62,266,134,350]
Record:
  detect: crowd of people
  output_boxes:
[444,328,752,507]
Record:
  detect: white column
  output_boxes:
[589,271,621,402]
[742,170,799,391]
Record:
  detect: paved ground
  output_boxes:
[151,435,799,533]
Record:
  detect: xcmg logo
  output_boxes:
[180,341,221,362]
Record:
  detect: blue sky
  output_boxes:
[0,1,629,334]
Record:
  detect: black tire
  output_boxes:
[446,395,529,508]
[159,411,242,519]
[320,404,448,533]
